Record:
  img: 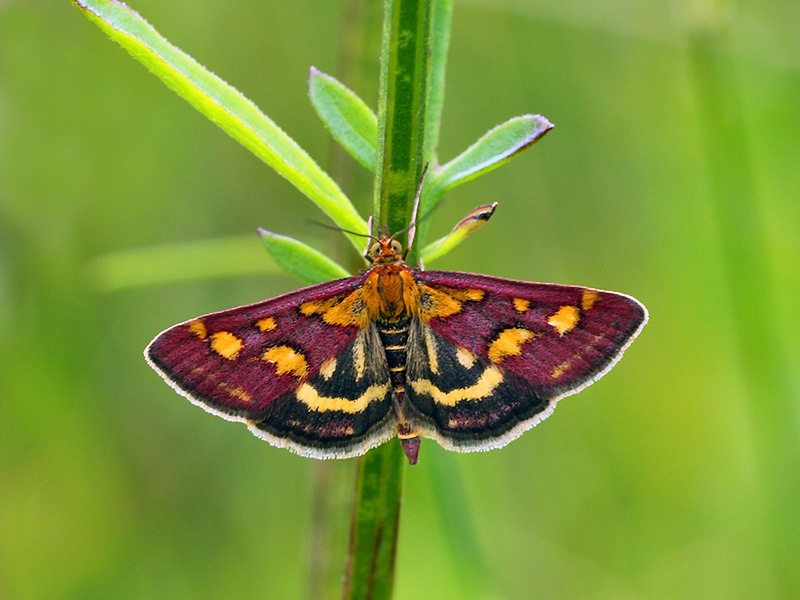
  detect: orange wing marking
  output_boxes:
[581,291,600,311]
[548,305,580,335]
[488,328,539,363]
[218,383,253,403]
[318,357,337,380]
[551,361,571,379]
[210,331,243,360]
[300,291,368,327]
[513,298,531,312]
[188,320,207,339]
[418,285,484,321]
[263,346,309,378]
[256,317,276,332]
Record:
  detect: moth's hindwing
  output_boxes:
[406,270,648,451]
[253,323,395,456]
[405,318,551,451]
[145,275,395,459]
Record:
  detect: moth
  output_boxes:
[145,219,647,465]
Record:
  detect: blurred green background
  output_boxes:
[2,0,799,598]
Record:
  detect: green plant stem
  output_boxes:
[342,441,406,600]
[344,1,436,598]
[373,0,434,242]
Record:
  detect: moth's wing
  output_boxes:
[145,275,396,459]
[405,270,648,451]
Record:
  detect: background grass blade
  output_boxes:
[86,236,280,292]
[689,27,800,596]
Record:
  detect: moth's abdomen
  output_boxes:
[377,318,411,396]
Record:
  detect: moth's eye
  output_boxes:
[390,240,402,254]
[370,243,381,258]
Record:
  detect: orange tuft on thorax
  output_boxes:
[362,264,420,321]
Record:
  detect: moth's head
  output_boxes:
[368,237,404,265]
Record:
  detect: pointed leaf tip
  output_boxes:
[422,203,499,264]
[436,114,554,193]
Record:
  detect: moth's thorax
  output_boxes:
[363,263,420,321]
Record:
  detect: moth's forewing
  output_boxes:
[145,275,396,458]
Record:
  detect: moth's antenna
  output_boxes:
[306,219,379,243]
[394,163,429,254]
[364,216,374,257]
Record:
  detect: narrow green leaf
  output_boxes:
[436,114,553,192]
[86,235,279,292]
[258,230,351,284]
[308,67,377,171]
[422,202,497,264]
[73,0,368,251]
